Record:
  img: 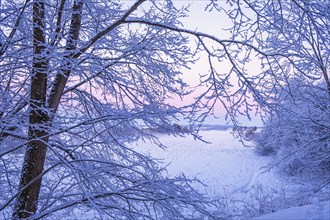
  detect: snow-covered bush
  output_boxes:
[243,127,257,141]
[254,80,330,179]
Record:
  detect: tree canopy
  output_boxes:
[0,0,329,219]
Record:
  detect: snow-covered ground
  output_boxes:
[134,130,280,196]
[133,129,330,219]
[254,201,330,220]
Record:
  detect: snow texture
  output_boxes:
[133,128,330,219]
[134,129,282,197]
[254,201,330,220]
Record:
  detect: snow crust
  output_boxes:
[254,201,330,220]
[134,129,283,197]
[133,129,330,219]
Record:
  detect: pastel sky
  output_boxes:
[174,1,263,125]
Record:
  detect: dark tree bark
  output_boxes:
[48,0,83,114]
[12,1,83,219]
[12,1,49,218]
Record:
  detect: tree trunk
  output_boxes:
[12,1,49,219]
[48,0,83,113]
[12,1,84,218]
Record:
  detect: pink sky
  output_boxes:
[173,2,263,125]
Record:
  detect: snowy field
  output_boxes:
[132,128,330,219]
